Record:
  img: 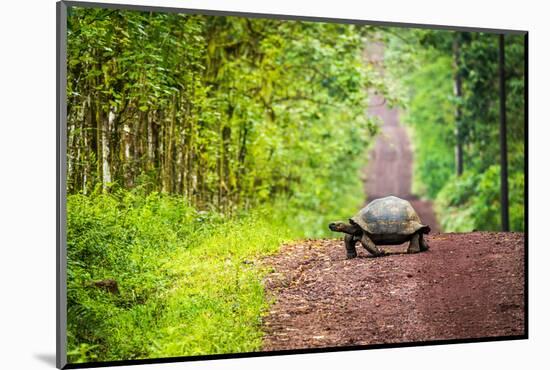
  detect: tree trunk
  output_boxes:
[101,107,114,191]
[453,37,464,176]
[236,121,250,205]
[221,124,232,212]
[151,110,160,187]
[186,79,195,202]
[498,34,509,231]
[147,110,154,171]
[83,95,94,195]
[95,104,102,189]
[163,96,177,193]
[123,117,133,188]
[135,109,146,179]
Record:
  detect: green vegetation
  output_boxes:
[385,31,525,231]
[67,190,282,361]
[65,6,525,364]
[434,166,524,231]
[66,7,378,363]
[66,8,378,208]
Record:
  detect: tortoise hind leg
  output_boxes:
[407,233,421,253]
[360,234,385,257]
[344,234,358,259]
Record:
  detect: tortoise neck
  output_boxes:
[344,223,362,235]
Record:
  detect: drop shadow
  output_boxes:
[34,353,56,367]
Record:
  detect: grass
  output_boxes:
[66,179,364,363]
[149,216,287,358]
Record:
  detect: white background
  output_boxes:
[0,0,547,369]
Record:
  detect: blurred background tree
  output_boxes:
[66,8,379,218]
[385,30,525,232]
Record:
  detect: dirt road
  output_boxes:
[262,233,525,350]
[365,94,439,231]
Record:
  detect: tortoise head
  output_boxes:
[329,221,346,232]
[329,220,361,235]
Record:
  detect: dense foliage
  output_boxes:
[385,31,525,231]
[66,7,380,363]
[67,190,289,361]
[66,8,378,211]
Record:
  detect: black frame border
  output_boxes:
[56,1,529,369]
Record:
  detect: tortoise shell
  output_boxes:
[350,196,428,236]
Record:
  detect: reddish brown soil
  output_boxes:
[262,232,525,350]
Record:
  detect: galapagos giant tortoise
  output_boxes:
[329,195,430,259]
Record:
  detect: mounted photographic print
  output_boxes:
[56,1,527,368]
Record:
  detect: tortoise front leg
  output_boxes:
[360,234,384,257]
[344,234,358,259]
[407,233,421,253]
[419,233,429,251]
